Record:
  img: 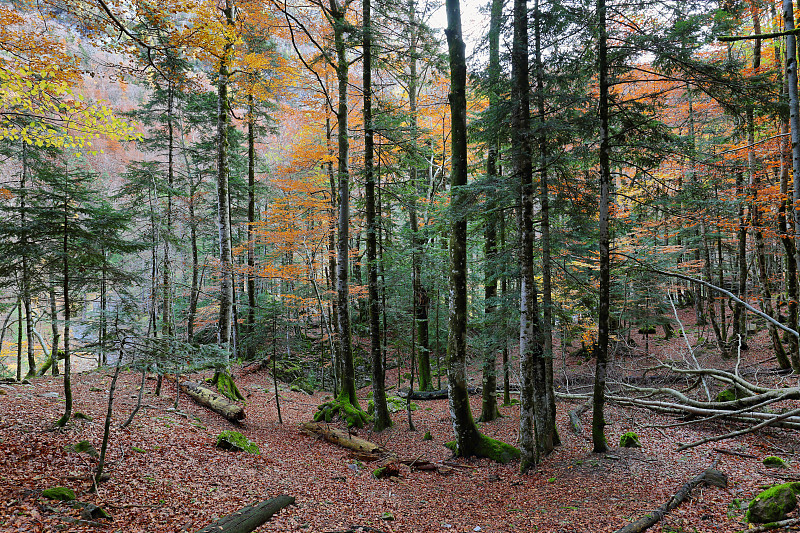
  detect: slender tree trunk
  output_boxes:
[216,0,235,360]
[332,1,358,407]
[593,0,610,453]
[514,0,547,471]
[479,0,502,424]
[187,178,200,343]
[247,93,257,359]
[533,0,558,448]
[56,167,72,427]
[16,300,22,382]
[445,0,482,455]
[364,0,390,430]
[49,279,59,375]
[20,142,35,379]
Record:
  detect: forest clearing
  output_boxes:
[2,310,800,533]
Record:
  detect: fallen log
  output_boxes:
[195,494,294,533]
[569,400,591,435]
[181,380,245,422]
[302,422,387,455]
[614,464,726,533]
[397,386,479,400]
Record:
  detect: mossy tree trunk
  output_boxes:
[364,0,391,431]
[445,0,482,456]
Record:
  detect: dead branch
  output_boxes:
[676,408,800,451]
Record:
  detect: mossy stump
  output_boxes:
[65,440,99,458]
[746,482,800,523]
[619,431,641,448]
[444,434,520,464]
[314,398,371,428]
[42,487,76,501]
[216,430,260,454]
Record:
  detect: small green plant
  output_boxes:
[423,431,433,441]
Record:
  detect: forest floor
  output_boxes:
[2,310,800,532]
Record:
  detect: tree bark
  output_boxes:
[181,380,245,421]
[445,0,482,456]
[593,0,610,453]
[194,495,295,533]
[479,0,502,424]
[364,0,391,432]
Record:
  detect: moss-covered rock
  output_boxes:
[619,431,641,448]
[64,440,99,458]
[215,430,260,454]
[763,456,788,469]
[42,487,76,501]
[746,482,800,523]
[314,397,371,428]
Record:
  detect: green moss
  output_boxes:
[619,431,641,448]
[445,435,520,464]
[73,412,92,421]
[313,398,371,428]
[65,440,98,458]
[763,456,788,468]
[423,431,433,441]
[42,487,76,501]
[215,372,245,402]
[746,483,800,523]
[215,430,260,454]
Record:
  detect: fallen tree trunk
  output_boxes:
[195,494,294,533]
[302,422,386,455]
[397,386,479,400]
[181,380,245,422]
[569,400,591,435]
[614,465,726,533]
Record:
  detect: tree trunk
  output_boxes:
[784,0,800,307]
[331,0,358,408]
[247,93,257,360]
[445,0,482,456]
[533,0,558,448]
[479,0,502,424]
[593,0,610,453]
[363,0,391,431]
[56,166,72,428]
[181,380,245,421]
[216,0,235,359]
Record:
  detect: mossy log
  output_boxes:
[194,494,294,533]
[568,400,590,435]
[614,465,726,533]
[181,381,245,422]
[302,422,386,455]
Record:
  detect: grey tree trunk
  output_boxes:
[56,165,73,427]
[784,0,800,303]
[332,0,358,407]
[247,93,257,360]
[216,0,234,361]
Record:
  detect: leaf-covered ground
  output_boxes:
[2,317,799,532]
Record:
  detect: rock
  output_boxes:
[746,482,800,523]
[39,392,59,399]
[42,487,76,501]
[619,431,641,448]
[80,503,111,520]
[763,456,789,469]
[215,430,260,454]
